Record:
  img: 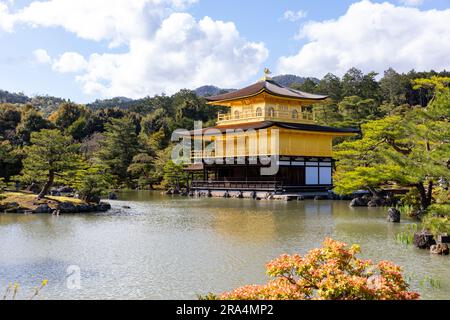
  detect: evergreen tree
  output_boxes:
[16,108,54,144]
[317,73,342,102]
[334,77,450,209]
[20,129,81,198]
[99,117,139,187]
[49,103,89,130]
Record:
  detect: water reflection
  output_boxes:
[0,191,449,300]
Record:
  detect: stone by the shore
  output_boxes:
[437,235,450,244]
[413,232,436,249]
[57,202,78,213]
[95,202,112,212]
[368,197,385,207]
[2,202,20,213]
[430,244,449,255]
[387,208,401,223]
[55,201,111,214]
[349,197,368,207]
[33,204,52,214]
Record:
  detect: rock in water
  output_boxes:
[430,244,450,255]
[33,204,52,214]
[387,208,401,223]
[349,197,368,207]
[95,202,112,212]
[437,235,450,244]
[57,202,78,213]
[368,197,385,207]
[413,232,436,249]
[108,192,118,200]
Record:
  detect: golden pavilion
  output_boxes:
[185,70,358,194]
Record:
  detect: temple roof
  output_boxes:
[205,79,328,103]
[186,121,360,136]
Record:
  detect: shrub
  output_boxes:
[203,239,419,300]
[421,204,450,238]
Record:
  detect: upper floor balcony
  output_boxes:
[217,108,315,126]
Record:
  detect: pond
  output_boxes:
[0,191,449,300]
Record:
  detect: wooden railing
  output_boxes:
[217,110,315,124]
[191,180,284,191]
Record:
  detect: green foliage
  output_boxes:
[291,78,319,94]
[1,68,449,194]
[0,139,19,180]
[335,79,450,209]
[71,161,112,203]
[67,117,88,141]
[421,204,450,237]
[19,129,81,197]
[0,104,21,136]
[162,158,188,189]
[49,103,89,130]
[395,224,418,246]
[337,96,380,125]
[396,204,417,218]
[422,216,450,238]
[16,107,54,144]
[419,276,442,290]
[342,68,381,101]
[99,117,140,187]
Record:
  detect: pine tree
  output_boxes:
[20,129,81,199]
[99,117,139,187]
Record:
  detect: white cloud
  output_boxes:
[398,0,424,6]
[33,49,52,64]
[74,14,268,98]
[282,10,307,22]
[0,0,268,98]
[277,0,450,79]
[52,52,88,73]
[0,2,15,31]
[1,0,199,46]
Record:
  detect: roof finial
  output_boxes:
[260,68,272,82]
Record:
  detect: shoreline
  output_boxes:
[0,191,111,214]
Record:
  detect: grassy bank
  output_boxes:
[0,191,89,213]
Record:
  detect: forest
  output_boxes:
[0,68,449,220]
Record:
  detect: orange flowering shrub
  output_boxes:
[214,238,419,300]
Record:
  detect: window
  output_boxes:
[255,107,262,117]
[234,111,240,119]
[292,109,298,119]
[268,107,275,117]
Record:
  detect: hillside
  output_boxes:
[272,74,319,87]
[0,74,317,111]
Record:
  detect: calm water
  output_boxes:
[0,191,449,300]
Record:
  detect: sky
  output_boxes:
[0,0,450,103]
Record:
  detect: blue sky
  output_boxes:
[1,0,450,103]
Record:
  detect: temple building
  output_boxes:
[184,70,359,194]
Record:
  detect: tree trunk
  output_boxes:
[427,181,433,206]
[38,171,54,199]
[368,186,381,198]
[416,182,432,210]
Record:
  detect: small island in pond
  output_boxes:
[0,191,111,214]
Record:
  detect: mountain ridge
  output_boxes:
[0,74,316,113]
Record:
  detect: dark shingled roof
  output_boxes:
[205,79,328,102]
[186,121,360,136]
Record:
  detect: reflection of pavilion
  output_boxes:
[211,200,335,244]
[185,70,358,194]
